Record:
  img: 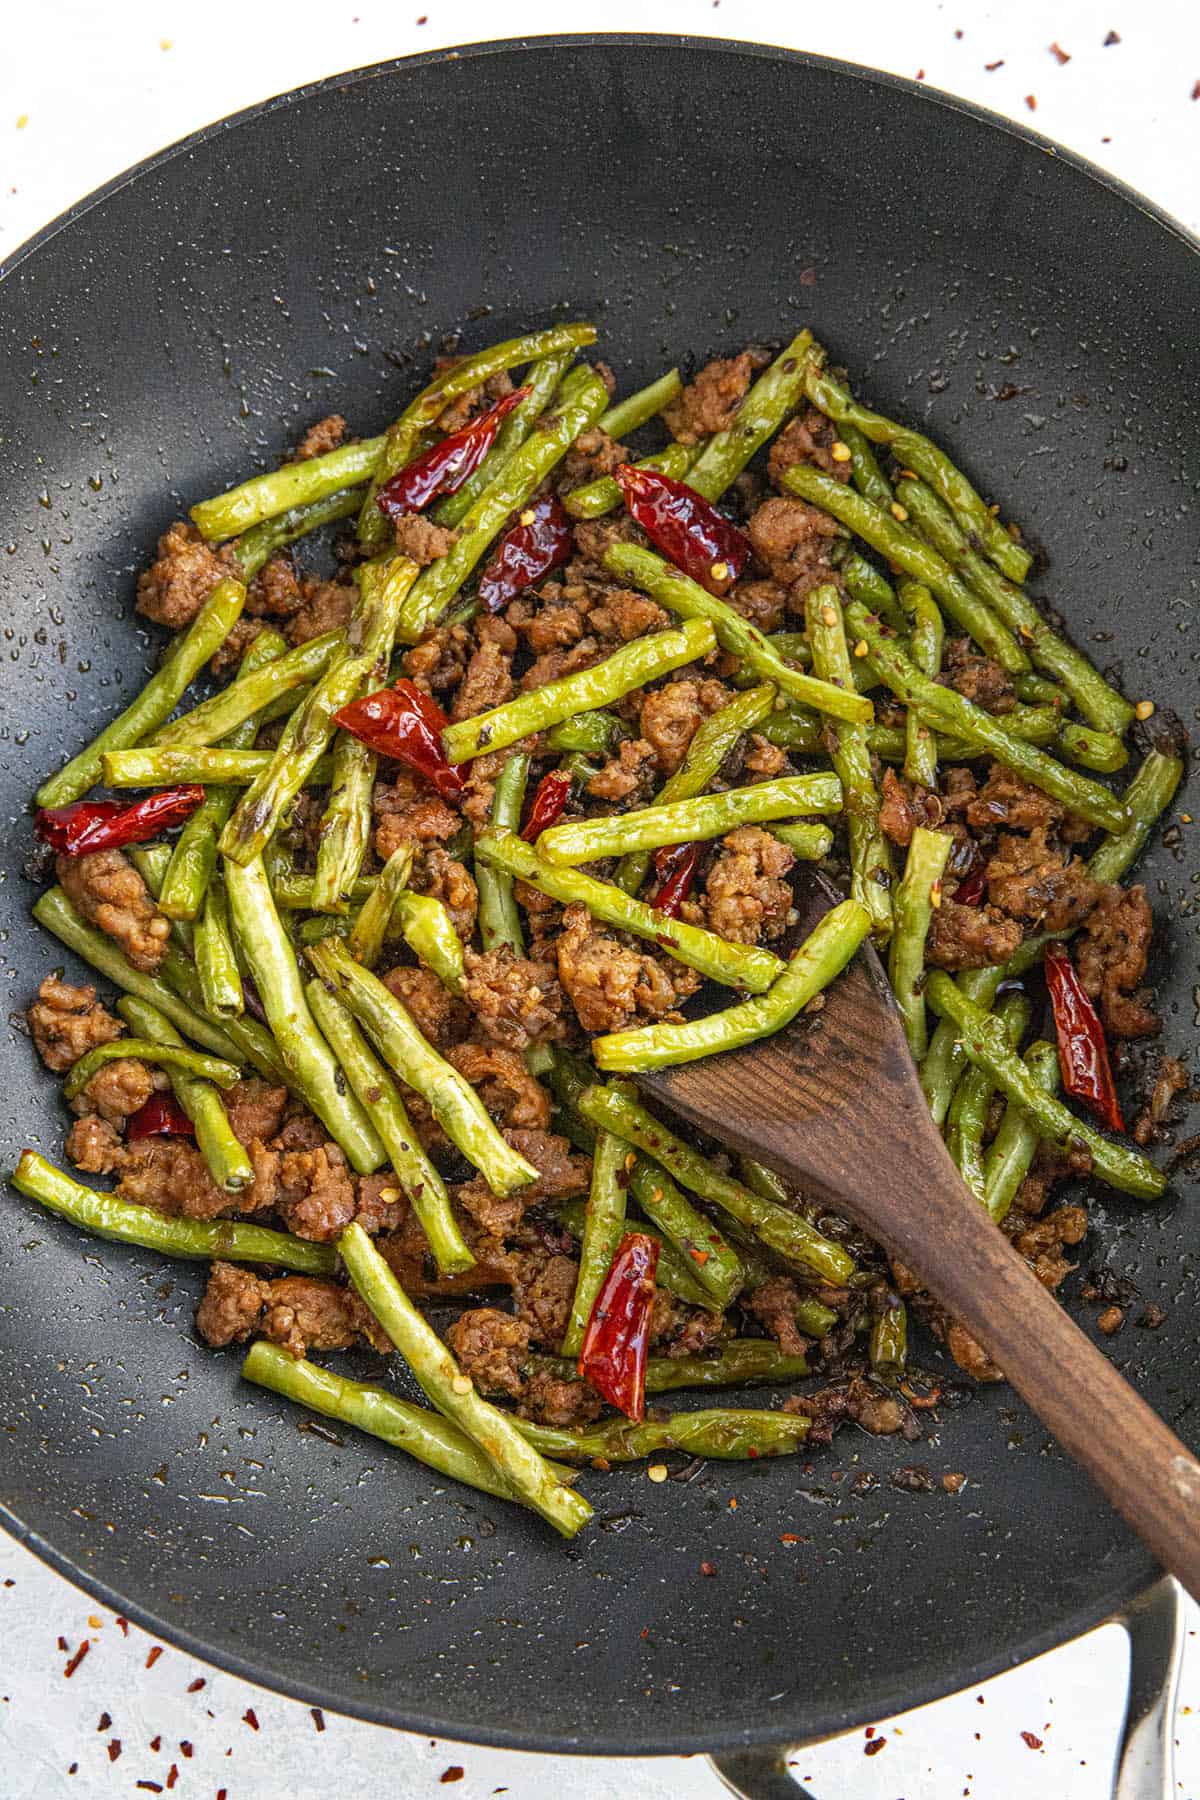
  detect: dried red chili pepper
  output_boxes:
[375,388,529,519]
[34,787,206,857]
[333,679,463,801]
[578,1231,660,1421]
[126,1092,195,1141]
[520,770,572,841]
[1044,941,1124,1132]
[953,867,986,906]
[615,464,750,597]
[477,494,573,612]
[650,841,701,917]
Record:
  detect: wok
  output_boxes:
[0,35,1196,1772]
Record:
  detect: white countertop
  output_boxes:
[2,2,1198,1795]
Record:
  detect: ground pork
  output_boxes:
[446,1307,530,1400]
[461,946,564,1050]
[588,589,669,643]
[1014,1141,1093,1216]
[245,553,304,619]
[510,591,587,655]
[402,620,472,695]
[286,578,354,646]
[559,426,626,488]
[729,578,790,634]
[378,1203,513,1297]
[1010,1204,1089,1291]
[522,1367,605,1426]
[926,898,1022,971]
[1076,884,1159,1037]
[118,1139,273,1220]
[458,748,509,832]
[210,615,268,675]
[390,511,459,566]
[1132,1055,1189,1146]
[965,764,1066,835]
[663,352,756,444]
[747,496,842,589]
[940,639,1016,714]
[65,1113,126,1175]
[274,1144,357,1242]
[373,774,461,862]
[586,737,659,803]
[136,521,232,629]
[382,964,471,1049]
[766,407,853,485]
[292,414,346,460]
[744,734,789,777]
[570,514,648,573]
[195,1263,388,1357]
[448,1043,552,1130]
[985,828,1100,933]
[223,1079,289,1149]
[28,975,124,1072]
[411,848,477,940]
[702,827,796,944]
[57,850,170,973]
[502,1128,592,1201]
[649,1292,727,1357]
[509,1249,579,1347]
[433,363,514,435]
[557,902,701,1033]
[69,1058,156,1128]
[639,681,710,774]
[520,638,603,691]
[786,1374,910,1442]
[944,1321,1004,1383]
[743,1277,813,1356]
[450,616,515,721]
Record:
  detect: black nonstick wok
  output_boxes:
[0,36,1196,1770]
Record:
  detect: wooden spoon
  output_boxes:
[636,870,1200,1600]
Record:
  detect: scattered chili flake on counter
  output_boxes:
[1021,1731,1044,1749]
[1049,42,1071,63]
[186,1677,205,1692]
[242,1707,260,1730]
[63,1639,90,1677]
[115,1617,129,1636]
[311,1708,326,1732]
[107,1742,122,1762]
[97,1713,112,1732]
[145,1645,163,1669]
[864,1737,887,1756]
[441,1767,465,1784]
[699,1560,717,1577]
[1025,94,1038,110]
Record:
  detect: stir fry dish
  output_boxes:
[14,323,1186,1537]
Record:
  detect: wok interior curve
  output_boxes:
[0,37,1196,1754]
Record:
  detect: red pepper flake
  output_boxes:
[242,1707,260,1730]
[311,1708,326,1732]
[520,769,572,841]
[985,58,1004,70]
[699,1561,717,1577]
[63,1639,90,1678]
[1049,42,1070,63]
[441,1768,465,1784]
[57,1636,68,1652]
[864,1737,887,1756]
[187,1678,205,1693]
[477,493,573,612]
[150,1735,162,1752]
[1025,94,1038,110]
[107,1741,122,1762]
[376,388,527,518]
[1021,1731,1044,1750]
[166,1769,179,1792]
[34,786,206,857]
[865,1725,875,1737]
[615,465,749,596]
[97,1712,112,1731]
[779,1533,799,1545]
[334,677,463,800]
[145,1646,163,1670]
[578,1232,660,1421]
[687,1244,710,1266]
[136,1784,163,1794]
[953,866,986,907]
[915,68,925,81]
[68,1764,78,1776]
[1193,80,1200,100]
[115,1616,129,1636]
[218,1790,228,1800]
[180,1742,194,1758]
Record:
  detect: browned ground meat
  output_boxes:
[446,1307,530,1399]
[502,1128,592,1201]
[1076,884,1159,1037]
[447,1043,552,1130]
[379,1204,513,1297]
[433,364,514,434]
[878,768,941,849]
[786,1375,909,1441]
[965,764,1067,834]
[272,1108,328,1155]
[521,638,603,691]
[509,1250,579,1347]
[557,902,701,1032]
[639,681,707,773]
[57,850,170,973]
[223,1079,289,1149]
[702,827,795,944]
[402,620,472,694]
[210,615,268,674]
[571,514,648,571]
[510,591,587,655]
[985,828,1100,932]
[926,898,1022,971]
[1014,1141,1092,1216]
[382,964,471,1049]
[664,352,756,444]
[293,414,346,460]
[450,616,515,721]
[245,553,304,619]
[411,848,477,939]
[744,734,789,777]
[69,1058,156,1128]
[391,511,459,566]
[766,407,853,485]
[119,1140,247,1220]
[940,638,1016,714]
[286,578,354,645]
[457,748,508,832]
[585,737,658,803]
[729,578,790,633]
[373,776,461,862]
[747,496,842,589]
[559,426,626,488]
[195,1263,388,1357]
[65,1114,126,1174]
[587,588,669,643]
[28,976,124,1072]
[744,1277,813,1355]
[136,521,232,628]
[1010,1204,1089,1291]
[275,1144,357,1241]
[461,947,564,1049]
[521,1367,604,1427]
[1132,1055,1189,1146]
[944,1321,1004,1383]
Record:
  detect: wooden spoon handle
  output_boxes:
[874,1155,1200,1603]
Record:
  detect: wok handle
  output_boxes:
[706,1577,1183,1800]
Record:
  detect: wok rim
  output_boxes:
[0,32,1193,1756]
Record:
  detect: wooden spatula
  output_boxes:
[636,869,1200,1600]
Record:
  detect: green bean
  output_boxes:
[339,1223,591,1536]
[304,978,472,1277]
[161,947,288,1085]
[983,1040,1060,1222]
[192,439,385,543]
[1089,748,1184,880]
[103,746,335,788]
[750,631,877,694]
[782,465,1029,672]
[946,993,1031,1200]
[806,585,894,939]
[580,1085,855,1282]
[562,442,699,521]
[869,1301,908,1383]
[475,753,531,955]
[845,602,1127,833]
[432,350,575,528]
[153,632,340,749]
[517,1406,811,1464]
[888,826,952,1060]
[347,844,413,969]
[1053,720,1129,775]
[546,710,625,756]
[561,1130,628,1357]
[535,1340,811,1395]
[305,938,536,1195]
[358,323,598,551]
[615,683,778,894]
[474,831,785,993]
[833,419,893,508]
[127,843,173,900]
[194,879,244,1017]
[230,488,365,579]
[36,578,247,808]
[116,996,254,1194]
[271,872,378,911]
[899,580,943,788]
[225,855,385,1172]
[540,773,843,866]
[222,554,416,863]
[627,1159,744,1309]
[607,543,876,726]
[766,823,835,859]
[686,330,815,501]
[924,973,1164,1197]
[311,729,377,914]
[838,549,909,632]
[158,629,289,922]
[593,898,870,1073]
[397,365,609,637]
[392,892,466,993]
[13,1151,335,1274]
[443,616,715,763]
[597,368,683,438]
[1015,673,1066,708]
[33,887,248,1065]
[802,364,1032,583]
[62,1035,238,1102]
[897,477,1134,734]
[556,1196,718,1312]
